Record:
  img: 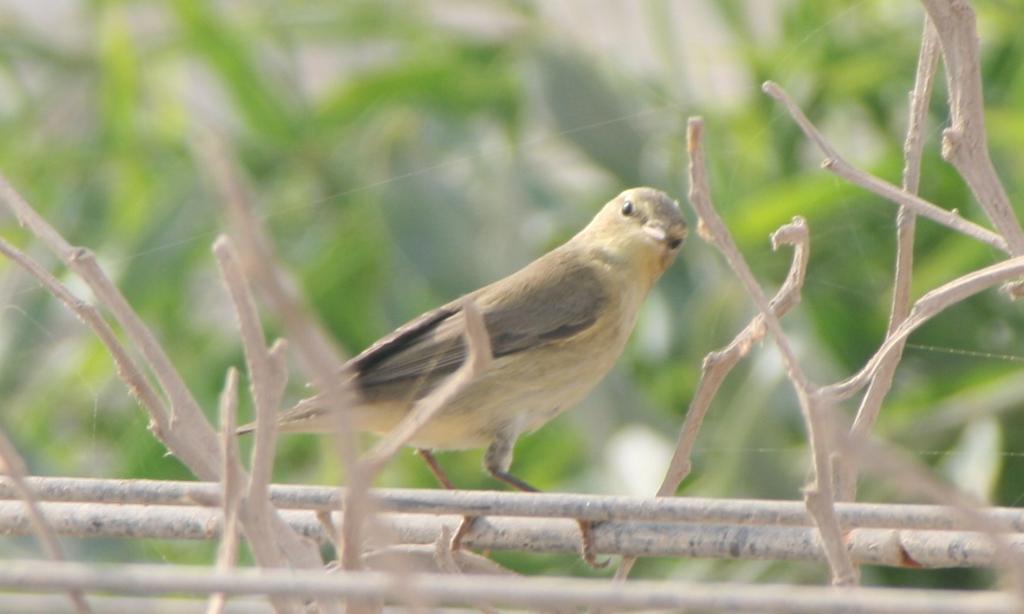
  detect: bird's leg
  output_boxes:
[416,449,479,554]
[416,448,455,489]
[483,433,607,569]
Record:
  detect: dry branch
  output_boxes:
[614,217,809,582]
[761,0,1024,593]
[760,82,1008,253]
[0,232,209,478]
[823,255,1024,402]
[197,134,347,370]
[208,368,242,614]
[196,137,365,576]
[214,238,288,561]
[0,429,90,613]
[215,237,341,614]
[686,118,857,585]
[659,218,810,495]
[10,477,1024,532]
[920,0,1024,259]
[7,500,1024,569]
[834,15,941,503]
[198,138,380,588]
[0,177,221,474]
[0,560,1015,613]
[0,177,331,612]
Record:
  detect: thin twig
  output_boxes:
[835,15,941,503]
[0,177,224,474]
[196,134,346,368]
[920,0,1024,261]
[207,368,241,614]
[614,217,809,582]
[0,430,91,613]
[761,82,1009,254]
[0,237,171,441]
[822,255,1024,402]
[6,500,1024,568]
[214,237,315,614]
[13,477,1024,532]
[214,236,288,535]
[658,219,809,495]
[0,175,220,476]
[0,560,1016,613]
[197,137,363,588]
[686,118,857,585]
[0,178,329,609]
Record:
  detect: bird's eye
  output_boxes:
[621,200,635,217]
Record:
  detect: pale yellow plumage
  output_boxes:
[246,187,686,482]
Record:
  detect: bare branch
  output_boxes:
[920,0,1024,258]
[614,217,809,582]
[195,133,346,370]
[0,237,171,439]
[207,368,241,614]
[761,82,1009,253]
[686,118,857,585]
[823,255,1024,402]
[6,501,1024,569]
[12,477,1024,533]
[0,178,329,610]
[0,177,77,261]
[214,237,322,614]
[659,219,809,495]
[213,236,287,524]
[835,16,941,502]
[901,19,942,199]
[0,174,220,480]
[0,560,1017,613]
[197,135,362,591]
[0,430,91,613]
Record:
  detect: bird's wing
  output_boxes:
[349,254,609,396]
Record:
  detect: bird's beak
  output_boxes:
[643,223,667,244]
[643,223,685,250]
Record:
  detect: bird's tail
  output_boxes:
[236,394,326,436]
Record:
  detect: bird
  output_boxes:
[243,186,687,566]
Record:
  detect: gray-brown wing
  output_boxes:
[349,258,608,398]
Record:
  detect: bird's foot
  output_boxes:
[578,519,609,569]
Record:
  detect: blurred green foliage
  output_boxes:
[1,0,1023,588]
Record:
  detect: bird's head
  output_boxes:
[579,187,688,282]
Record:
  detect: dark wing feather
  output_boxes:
[483,260,608,357]
[347,254,608,400]
[349,304,461,378]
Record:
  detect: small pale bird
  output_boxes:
[248,187,687,565]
